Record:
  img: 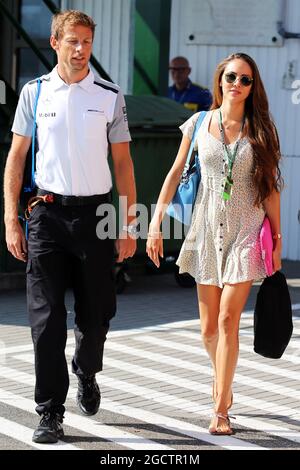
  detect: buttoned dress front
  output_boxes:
[176,110,266,288]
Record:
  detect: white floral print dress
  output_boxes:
[176,110,266,287]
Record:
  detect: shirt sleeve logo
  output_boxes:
[87,109,104,114]
[0,80,6,104]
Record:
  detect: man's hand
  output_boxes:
[115,232,137,263]
[4,133,31,263]
[111,142,137,264]
[5,219,27,262]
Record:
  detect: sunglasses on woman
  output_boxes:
[224,72,253,87]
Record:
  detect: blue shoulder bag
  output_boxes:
[167,111,206,226]
[20,78,42,211]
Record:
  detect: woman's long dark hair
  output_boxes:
[211,52,283,206]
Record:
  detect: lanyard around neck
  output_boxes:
[172,89,188,103]
[172,81,190,103]
[218,109,245,180]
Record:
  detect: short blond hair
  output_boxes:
[51,10,96,40]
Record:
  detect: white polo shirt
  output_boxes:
[12,67,131,196]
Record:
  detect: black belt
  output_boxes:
[37,189,112,206]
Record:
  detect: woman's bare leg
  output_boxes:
[196,284,222,399]
[214,281,253,430]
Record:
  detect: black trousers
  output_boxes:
[26,200,116,416]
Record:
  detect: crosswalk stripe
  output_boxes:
[9,354,300,446]
[282,340,300,349]
[0,344,34,355]
[172,330,300,365]
[102,399,300,448]
[0,378,173,451]
[3,358,210,413]
[0,307,298,356]
[11,344,300,406]
[97,353,300,424]
[100,400,265,450]
[241,304,300,315]
[240,317,300,336]
[102,352,300,401]
[134,335,300,382]
[240,317,300,324]
[0,416,79,450]
[104,339,300,399]
[0,368,266,450]
[63,411,172,450]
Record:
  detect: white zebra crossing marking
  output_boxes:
[0,307,298,355]
[100,400,266,450]
[1,310,299,450]
[0,379,173,451]
[7,354,300,446]
[134,335,300,382]
[103,337,300,399]
[102,352,300,401]
[15,342,300,419]
[240,316,300,334]
[12,344,300,408]
[0,371,266,450]
[172,330,300,365]
[99,354,300,439]
[0,416,79,450]
[102,399,300,448]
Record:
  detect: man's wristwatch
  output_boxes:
[122,225,138,236]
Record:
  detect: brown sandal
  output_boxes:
[208,412,235,435]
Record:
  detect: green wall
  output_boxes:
[133,0,171,96]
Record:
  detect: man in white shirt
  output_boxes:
[4,10,136,444]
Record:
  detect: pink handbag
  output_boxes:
[260,216,274,277]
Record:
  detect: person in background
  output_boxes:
[168,56,212,112]
[148,52,282,435]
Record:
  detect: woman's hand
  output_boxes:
[272,240,282,273]
[146,231,164,268]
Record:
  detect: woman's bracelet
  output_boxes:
[272,233,282,240]
[148,231,163,238]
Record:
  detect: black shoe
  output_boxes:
[32,412,64,443]
[76,374,101,416]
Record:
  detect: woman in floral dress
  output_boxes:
[146,53,282,435]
